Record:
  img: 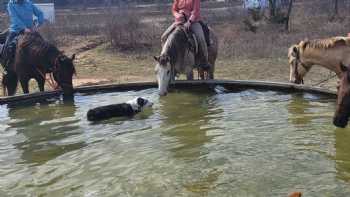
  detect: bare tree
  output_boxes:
[104,0,112,7]
[329,0,340,21]
[268,0,277,18]
[285,0,293,31]
[83,0,88,10]
[333,0,339,17]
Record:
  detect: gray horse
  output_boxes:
[154,26,218,96]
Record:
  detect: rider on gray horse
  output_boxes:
[161,0,210,70]
[1,0,44,69]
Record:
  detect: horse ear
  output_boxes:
[153,56,160,62]
[300,40,309,50]
[71,54,76,61]
[340,63,348,72]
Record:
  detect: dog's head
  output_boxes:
[126,97,153,112]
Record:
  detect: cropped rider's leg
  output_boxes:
[190,22,210,70]
[2,31,18,68]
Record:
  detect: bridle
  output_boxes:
[293,50,310,84]
[35,55,73,90]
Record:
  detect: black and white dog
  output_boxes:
[87,97,153,121]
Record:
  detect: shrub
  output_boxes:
[105,8,160,52]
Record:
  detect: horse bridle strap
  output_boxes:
[35,66,59,90]
[295,51,311,75]
[298,61,310,72]
[34,55,62,90]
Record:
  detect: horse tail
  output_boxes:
[2,71,18,96]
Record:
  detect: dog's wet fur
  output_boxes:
[87,97,153,121]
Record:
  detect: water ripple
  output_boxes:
[0,89,349,196]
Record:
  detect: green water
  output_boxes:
[0,88,350,197]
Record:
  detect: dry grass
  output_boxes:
[76,44,156,83]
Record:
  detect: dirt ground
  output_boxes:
[0,36,338,96]
[70,39,338,89]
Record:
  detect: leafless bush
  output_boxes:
[39,23,59,45]
[104,8,161,52]
[55,13,103,36]
[215,0,350,60]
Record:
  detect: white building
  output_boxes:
[34,3,55,23]
[243,0,268,9]
[243,0,289,10]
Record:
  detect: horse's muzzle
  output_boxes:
[333,116,348,128]
[291,79,303,85]
[62,85,74,96]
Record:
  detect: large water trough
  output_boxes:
[1,80,349,197]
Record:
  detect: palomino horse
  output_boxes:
[1,32,76,96]
[154,25,218,96]
[288,37,350,84]
[333,63,350,128]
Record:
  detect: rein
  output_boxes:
[178,25,198,54]
[36,68,59,90]
[294,51,311,84]
[35,56,60,90]
[170,64,175,83]
[312,73,337,86]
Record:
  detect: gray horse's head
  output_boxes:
[154,54,171,96]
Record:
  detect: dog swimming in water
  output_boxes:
[87,97,153,121]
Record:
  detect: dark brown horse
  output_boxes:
[333,64,350,128]
[2,32,76,96]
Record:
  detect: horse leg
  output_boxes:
[36,77,45,92]
[198,68,205,80]
[209,64,215,80]
[187,70,194,80]
[170,68,176,82]
[2,71,18,96]
[20,78,30,94]
[173,70,177,81]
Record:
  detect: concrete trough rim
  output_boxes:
[0,80,337,105]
